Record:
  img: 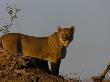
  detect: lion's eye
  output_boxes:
[60,34,64,37]
[61,34,63,36]
[66,34,69,37]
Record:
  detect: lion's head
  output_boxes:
[57,26,75,48]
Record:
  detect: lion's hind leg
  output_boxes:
[20,57,51,73]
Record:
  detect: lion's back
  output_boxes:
[0,33,53,60]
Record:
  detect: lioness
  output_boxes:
[0,26,75,75]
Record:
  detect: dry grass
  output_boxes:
[0,52,110,82]
[0,52,78,82]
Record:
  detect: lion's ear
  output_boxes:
[57,26,62,32]
[70,26,75,33]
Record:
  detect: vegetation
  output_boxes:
[0,4,20,34]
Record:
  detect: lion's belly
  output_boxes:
[22,48,59,63]
[22,48,49,59]
[21,43,59,63]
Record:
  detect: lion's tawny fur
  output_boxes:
[0,32,61,63]
[0,26,75,75]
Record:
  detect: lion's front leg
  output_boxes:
[49,59,61,76]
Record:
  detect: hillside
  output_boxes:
[0,51,76,82]
[0,51,110,82]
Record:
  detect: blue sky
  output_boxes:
[0,0,110,79]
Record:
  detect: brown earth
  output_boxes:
[1,51,110,82]
[0,52,77,82]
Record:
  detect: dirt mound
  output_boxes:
[0,52,72,82]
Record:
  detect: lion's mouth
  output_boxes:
[59,37,70,48]
[61,41,69,48]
